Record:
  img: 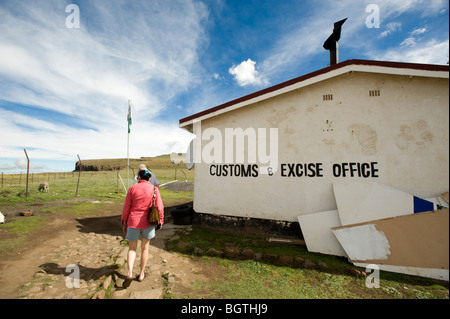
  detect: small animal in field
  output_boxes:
[38,182,49,193]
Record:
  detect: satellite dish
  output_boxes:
[185,139,195,170]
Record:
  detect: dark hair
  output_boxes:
[138,169,151,181]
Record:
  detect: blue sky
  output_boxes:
[0,0,448,173]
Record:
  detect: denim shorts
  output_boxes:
[125,225,156,241]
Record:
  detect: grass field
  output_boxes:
[0,155,194,202]
[0,157,194,259]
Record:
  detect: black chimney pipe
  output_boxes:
[323,18,347,65]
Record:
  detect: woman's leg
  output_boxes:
[127,240,138,278]
[139,238,150,280]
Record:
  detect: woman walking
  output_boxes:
[121,169,164,287]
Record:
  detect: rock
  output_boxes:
[318,261,328,269]
[303,259,316,269]
[92,290,106,299]
[20,211,34,217]
[176,241,190,250]
[130,288,163,299]
[348,268,366,278]
[116,257,126,266]
[102,276,112,290]
[253,253,263,261]
[29,286,43,294]
[224,246,240,258]
[279,255,294,266]
[111,289,130,298]
[206,248,223,257]
[193,247,204,256]
[167,275,176,285]
[241,248,254,259]
[294,257,305,268]
[262,254,278,263]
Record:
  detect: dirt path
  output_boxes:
[0,212,79,298]
[0,201,208,299]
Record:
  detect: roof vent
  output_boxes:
[369,90,380,97]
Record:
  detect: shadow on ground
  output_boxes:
[38,262,119,282]
[75,215,122,237]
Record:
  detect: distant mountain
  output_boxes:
[74,154,189,172]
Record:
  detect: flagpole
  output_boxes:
[127,99,131,190]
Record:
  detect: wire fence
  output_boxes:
[1,165,193,201]
[1,171,76,188]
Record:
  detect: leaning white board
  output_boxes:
[297,210,347,257]
[333,181,438,226]
[332,224,391,261]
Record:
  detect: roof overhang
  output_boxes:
[179,59,449,133]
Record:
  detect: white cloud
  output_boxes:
[401,37,417,46]
[14,158,45,170]
[379,22,402,38]
[400,27,428,46]
[376,39,449,64]
[0,0,207,162]
[229,59,268,87]
[411,27,427,35]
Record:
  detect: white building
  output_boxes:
[179,59,449,236]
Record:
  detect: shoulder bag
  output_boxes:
[147,187,160,226]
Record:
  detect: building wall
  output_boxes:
[193,71,449,222]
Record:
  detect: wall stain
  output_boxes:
[268,106,296,127]
[322,138,335,145]
[395,120,434,150]
[348,124,377,155]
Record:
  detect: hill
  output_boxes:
[74,154,189,172]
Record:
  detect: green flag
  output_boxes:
[127,104,132,133]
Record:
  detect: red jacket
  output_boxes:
[121,180,164,229]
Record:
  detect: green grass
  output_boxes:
[0,216,47,258]
[0,164,195,259]
[0,167,194,204]
[1,216,46,236]
[166,226,449,299]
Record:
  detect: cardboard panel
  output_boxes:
[332,209,449,280]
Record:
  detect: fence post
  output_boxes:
[24,149,30,198]
[75,154,82,197]
[117,169,120,193]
